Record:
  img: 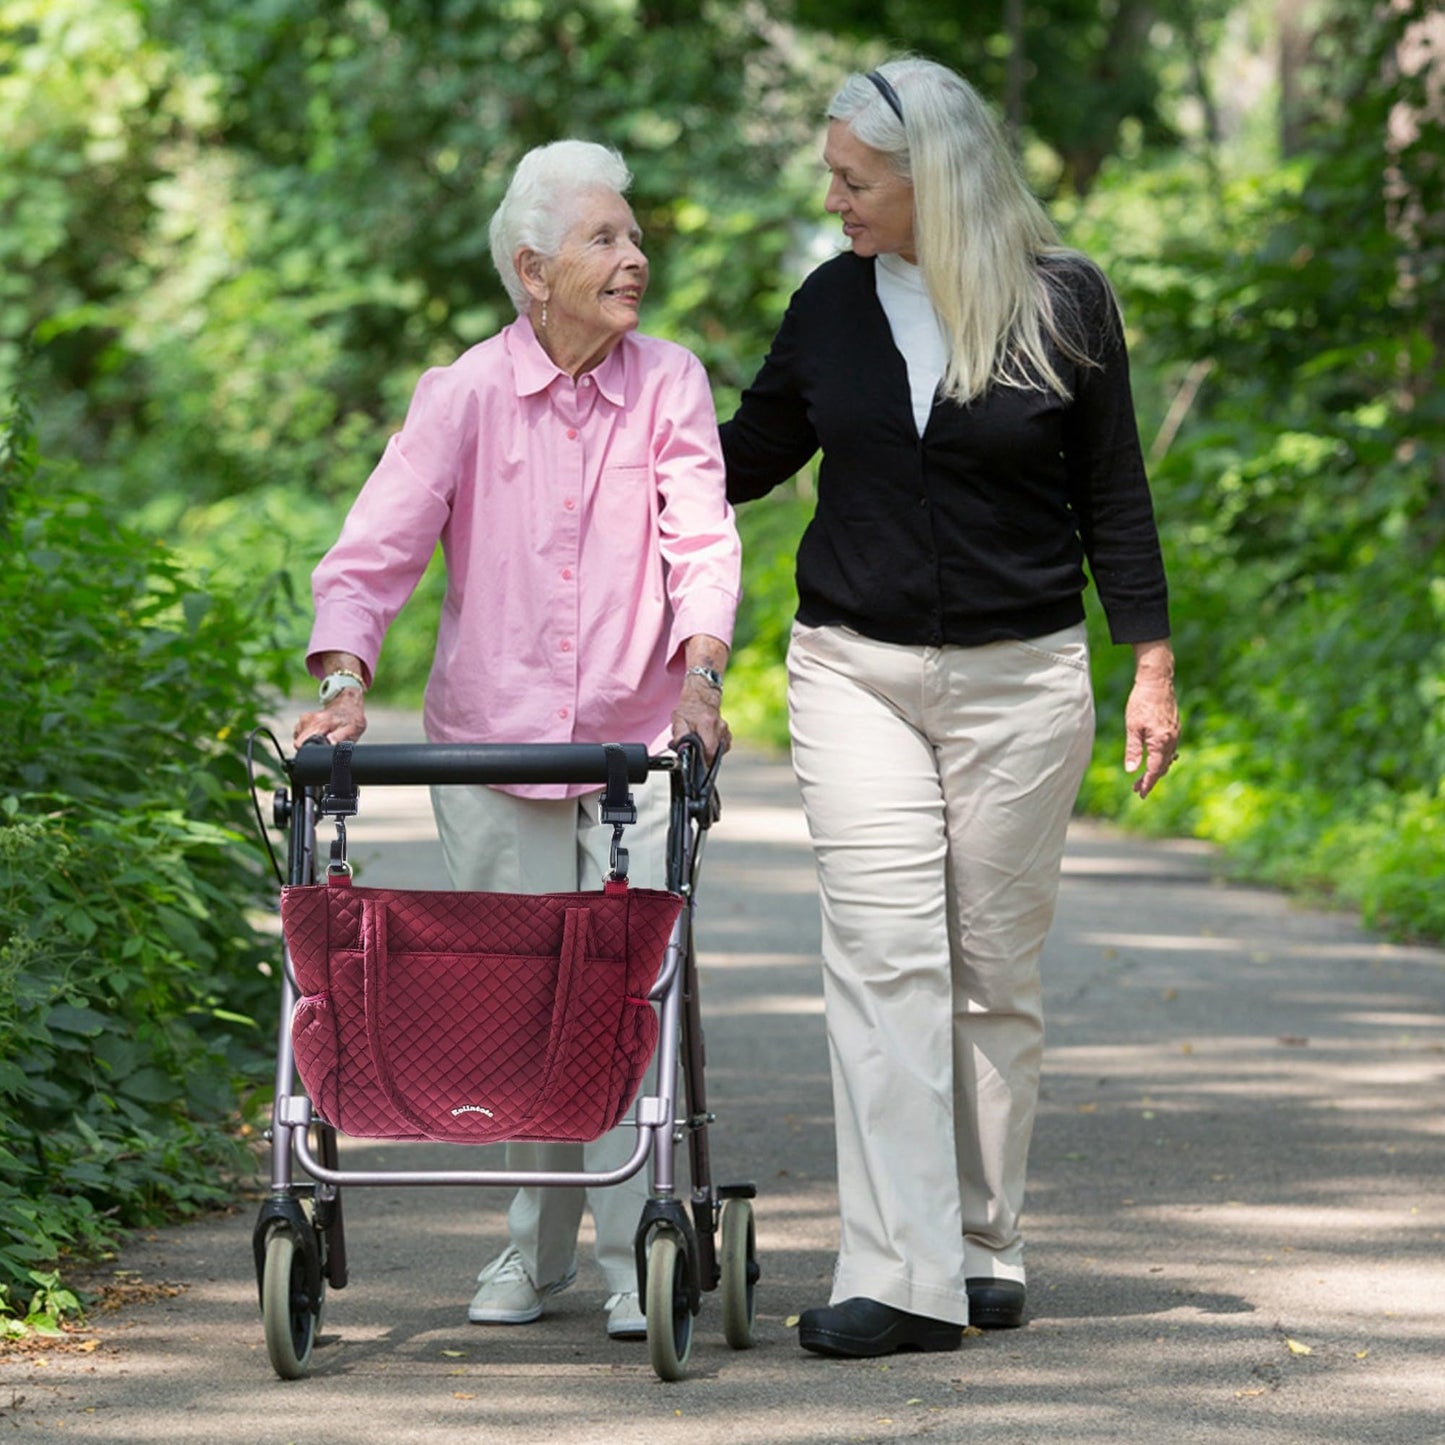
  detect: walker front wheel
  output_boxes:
[646,1229,693,1382]
[261,1226,321,1379]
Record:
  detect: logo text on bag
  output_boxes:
[450,1104,495,1117]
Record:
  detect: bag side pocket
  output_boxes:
[291,994,341,1125]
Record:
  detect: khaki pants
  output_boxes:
[431,776,670,1294]
[787,621,1094,1324]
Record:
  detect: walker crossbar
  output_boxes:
[287,740,656,787]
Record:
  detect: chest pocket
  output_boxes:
[589,462,656,550]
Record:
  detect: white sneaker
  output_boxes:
[605,1290,647,1340]
[468,1245,577,1325]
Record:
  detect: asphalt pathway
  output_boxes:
[3,713,1442,1443]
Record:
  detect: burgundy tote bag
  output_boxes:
[279,874,683,1144]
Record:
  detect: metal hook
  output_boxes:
[327,817,353,878]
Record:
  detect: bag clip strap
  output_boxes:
[321,739,358,877]
[599,741,636,883]
[320,740,359,818]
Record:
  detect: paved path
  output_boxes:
[3,718,1442,1443]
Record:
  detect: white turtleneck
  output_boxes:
[874,252,948,436]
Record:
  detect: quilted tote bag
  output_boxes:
[279,874,683,1144]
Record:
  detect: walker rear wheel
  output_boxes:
[719,1197,758,1349]
[645,1229,693,1382]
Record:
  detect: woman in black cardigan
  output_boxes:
[721,56,1179,1359]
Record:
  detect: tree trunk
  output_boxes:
[1061,0,1156,196]
[1176,0,1224,221]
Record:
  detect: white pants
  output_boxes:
[431,776,670,1294]
[787,622,1095,1325]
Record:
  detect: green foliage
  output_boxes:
[0,1271,82,1338]
[725,474,815,752]
[0,390,289,1296]
[1071,0,1445,940]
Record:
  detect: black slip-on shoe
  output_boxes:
[965,1277,1026,1330]
[797,1297,963,1358]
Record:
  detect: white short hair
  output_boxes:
[488,140,633,313]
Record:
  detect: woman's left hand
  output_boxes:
[1125,640,1179,799]
[671,674,731,763]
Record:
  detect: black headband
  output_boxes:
[867,70,904,123]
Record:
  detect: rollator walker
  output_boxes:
[246,733,759,1382]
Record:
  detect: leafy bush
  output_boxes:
[1070,0,1445,940]
[0,390,292,1302]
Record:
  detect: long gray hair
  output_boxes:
[488,140,633,314]
[829,58,1099,402]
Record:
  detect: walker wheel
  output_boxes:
[261,1225,322,1379]
[645,1228,693,1382]
[719,1197,758,1349]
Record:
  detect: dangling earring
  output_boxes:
[540,299,548,330]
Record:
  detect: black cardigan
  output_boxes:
[720,252,1170,647]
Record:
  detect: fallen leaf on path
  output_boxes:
[784,1314,800,1328]
[1285,1338,1313,1356]
[95,1279,186,1311]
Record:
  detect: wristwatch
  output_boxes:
[685,664,724,692]
[319,669,365,704]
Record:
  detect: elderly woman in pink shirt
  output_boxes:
[292,140,741,1342]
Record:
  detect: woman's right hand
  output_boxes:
[292,688,368,748]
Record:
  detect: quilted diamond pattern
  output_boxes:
[278,881,682,1143]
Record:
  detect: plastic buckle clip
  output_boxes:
[599,742,636,882]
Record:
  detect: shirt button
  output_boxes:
[580,376,592,387]
[560,639,572,652]
[563,498,576,510]
[558,707,569,719]
[566,427,578,440]
[561,568,573,580]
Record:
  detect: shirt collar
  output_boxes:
[508,315,630,406]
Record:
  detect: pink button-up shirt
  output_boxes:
[307,318,741,797]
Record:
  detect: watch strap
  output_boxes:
[319,669,365,704]
[685,664,723,691]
